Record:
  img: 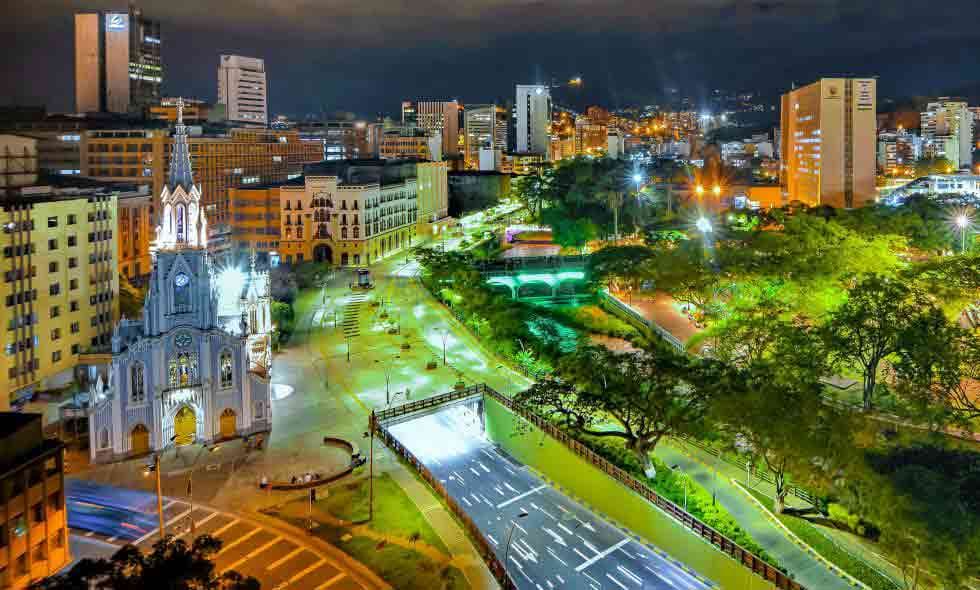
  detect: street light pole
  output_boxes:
[155,453,164,539]
[503,511,529,566]
[369,413,375,522]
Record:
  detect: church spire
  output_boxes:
[168,97,195,191]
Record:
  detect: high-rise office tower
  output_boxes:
[74,5,162,114]
[515,85,552,155]
[402,101,459,157]
[218,55,268,127]
[464,104,508,169]
[920,99,974,170]
[780,78,877,209]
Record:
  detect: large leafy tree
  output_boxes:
[515,345,722,477]
[35,535,259,590]
[645,243,726,318]
[586,245,656,294]
[711,321,850,513]
[824,275,930,411]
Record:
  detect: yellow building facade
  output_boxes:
[2,193,119,409]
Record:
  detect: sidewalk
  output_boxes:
[653,441,853,590]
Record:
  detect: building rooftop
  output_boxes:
[1,174,149,203]
[0,412,63,477]
[303,159,418,186]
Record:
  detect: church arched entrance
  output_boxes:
[313,244,332,263]
[174,406,196,446]
[219,409,237,439]
[131,424,150,455]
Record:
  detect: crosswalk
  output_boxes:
[342,293,366,338]
[72,499,363,590]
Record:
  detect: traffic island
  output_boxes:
[262,437,362,491]
[264,473,468,590]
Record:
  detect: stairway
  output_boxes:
[342,293,367,338]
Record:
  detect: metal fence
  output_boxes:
[370,390,518,590]
[672,434,821,508]
[597,289,687,352]
[375,384,806,590]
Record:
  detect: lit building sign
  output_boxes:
[105,12,128,32]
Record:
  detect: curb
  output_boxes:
[731,480,868,590]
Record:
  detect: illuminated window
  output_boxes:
[131,363,145,403]
[220,351,233,388]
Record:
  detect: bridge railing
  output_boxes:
[373,384,805,590]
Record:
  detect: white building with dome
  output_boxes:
[88,99,272,462]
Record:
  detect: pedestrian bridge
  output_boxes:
[478,255,591,301]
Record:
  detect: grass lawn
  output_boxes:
[317,472,448,554]
[266,473,466,590]
[744,486,900,590]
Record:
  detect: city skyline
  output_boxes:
[4,0,980,117]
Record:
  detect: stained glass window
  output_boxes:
[220,351,233,388]
[168,352,198,387]
[131,363,145,402]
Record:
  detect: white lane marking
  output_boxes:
[469,467,480,476]
[543,527,567,547]
[556,574,565,584]
[617,565,643,585]
[575,538,631,572]
[494,486,506,496]
[479,462,491,473]
[578,536,600,554]
[573,547,590,562]
[163,500,177,510]
[557,523,575,536]
[212,518,240,537]
[496,484,546,508]
[504,482,518,493]
[267,546,305,570]
[582,572,602,587]
[216,527,261,555]
[194,511,220,529]
[606,573,629,590]
[647,567,680,589]
[461,497,472,507]
[106,536,117,542]
[165,508,193,527]
[285,558,325,584]
[314,572,346,590]
[84,531,95,537]
[221,535,281,573]
[487,534,498,546]
[546,547,568,567]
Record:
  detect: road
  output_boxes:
[66,480,365,590]
[387,406,716,590]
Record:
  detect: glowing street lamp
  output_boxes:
[712,185,722,197]
[955,213,972,252]
[695,184,705,197]
[696,217,713,234]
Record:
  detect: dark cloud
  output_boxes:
[2,0,980,117]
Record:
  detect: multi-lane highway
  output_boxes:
[387,405,716,590]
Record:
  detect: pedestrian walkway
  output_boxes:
[343,293,366,338]
[387,467,499,590]
[652,441,852,590]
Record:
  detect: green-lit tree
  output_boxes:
[824,276,929,411]
[516,345,721,476]
[913,156,957,177]
[35,535,259,590]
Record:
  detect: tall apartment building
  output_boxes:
[217,55,268,127]
[920,99,974,169]
[226,183,283,262]
[463,105,508,170]
[515,85,552,155]
[80,127,322,253]
[74,5,162,114]
[1,189,119,408]
[574,116,608,156]
[780,78,877,209]
[402,101,459,157]
[0,413,69,588]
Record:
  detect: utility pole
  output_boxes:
[369,413,375,522]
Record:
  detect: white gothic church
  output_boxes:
[88,100,272,462]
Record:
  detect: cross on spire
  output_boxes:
[176,96,185,126]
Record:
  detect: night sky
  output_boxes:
[4,0,980,118]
